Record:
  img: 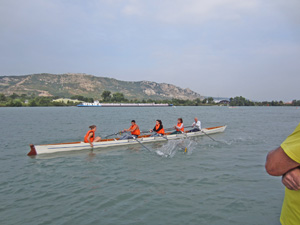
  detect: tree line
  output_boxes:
[229,96,300,106]
[0,93,88,107]
[0,92,299,107]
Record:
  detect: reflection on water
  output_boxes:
[86,150,96,161]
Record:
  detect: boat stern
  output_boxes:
[28,144,37,156]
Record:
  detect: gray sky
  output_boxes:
[1,0,300,101]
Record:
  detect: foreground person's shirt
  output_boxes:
[280,123,300,225]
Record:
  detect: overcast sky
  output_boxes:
[1,0,299,101]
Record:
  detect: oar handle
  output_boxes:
[104,131,124,138]
[107,125,194,137]
[140,130,152,134]
[140,126,194,134]
[140,127,177,134]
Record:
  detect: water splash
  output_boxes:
[155,138,196,158]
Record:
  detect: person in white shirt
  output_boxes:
[189,117,201,132]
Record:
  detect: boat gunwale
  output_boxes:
[37,125,225,146]
[30,125,227,153]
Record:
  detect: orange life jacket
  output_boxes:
[84,130,95,143]
[155,124,165,134]
[176,123,184,132]
[130,124,140,136]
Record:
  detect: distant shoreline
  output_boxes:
[77,101,172,107]
[1,93,299,107]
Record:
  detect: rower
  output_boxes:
[150,120,165,137]
[171,118,184,134]
[120,120,141,140]
[84,125,101,147]
[188,117,201,132]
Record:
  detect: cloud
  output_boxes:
[121,0,143,16]
[272,0,300,25]
[0,0,300,101]
[116,0,259,24]
[156,0,258,24]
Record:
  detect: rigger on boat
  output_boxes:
[27,125,227,156]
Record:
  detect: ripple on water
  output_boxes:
[1,106,294,225]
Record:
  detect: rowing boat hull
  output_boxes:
[28,125,227,156]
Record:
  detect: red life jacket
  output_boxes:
[176,123,184,132]
[155,124,165,134]
[84,130,95,143]
[130,124,140,136]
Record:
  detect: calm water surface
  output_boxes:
[1,106,300,225]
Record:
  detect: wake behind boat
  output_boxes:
[27,125,227,156]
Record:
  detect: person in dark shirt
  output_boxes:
[150,120,165,137]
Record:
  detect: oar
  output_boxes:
[201,129,218,142]
[140,126,193,135]
[104,131,123,138]
[161,135,168,141]
[140,127,175,134]
[181,126,198,153]
[140,130,153,134]
[164,126,192,132]
[133,137,152,152]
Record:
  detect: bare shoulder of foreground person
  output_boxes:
[265,123,300,225]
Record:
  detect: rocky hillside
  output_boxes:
[0,73,202,100]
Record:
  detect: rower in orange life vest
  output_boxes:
[84,125,101,147]
[150,119,165,137]
[171,118,184,134]
[120,120,141,140]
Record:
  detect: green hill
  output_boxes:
[0,73,202,100]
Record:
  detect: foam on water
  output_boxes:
[154,138,197,157]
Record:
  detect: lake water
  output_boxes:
[1,106,300,225]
